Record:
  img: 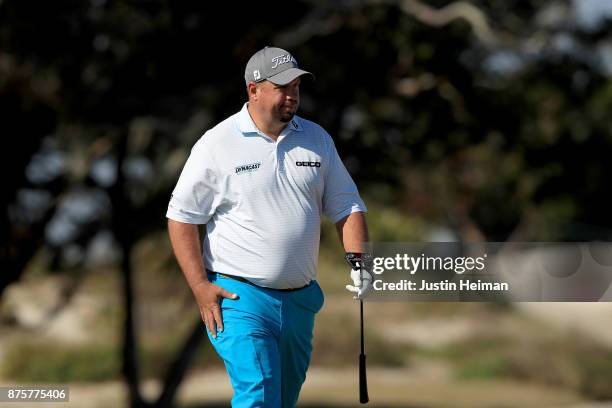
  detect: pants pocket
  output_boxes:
[303,281,324,314]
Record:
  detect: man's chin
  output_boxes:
[279,113,295,123]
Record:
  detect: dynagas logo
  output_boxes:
[235,161,262,174]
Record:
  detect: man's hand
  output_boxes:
[346,268,373,299]
[345,252,374,300]
[193,280,238,338]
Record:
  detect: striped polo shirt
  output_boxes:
[167,103,366,289]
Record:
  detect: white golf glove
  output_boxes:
[346,268,373,300]
[345,252,374,300]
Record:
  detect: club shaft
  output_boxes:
[359,299,369,403]
[360,300,365,354]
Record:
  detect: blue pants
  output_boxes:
[206,273,324,408]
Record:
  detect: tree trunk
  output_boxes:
[154,320,206,408]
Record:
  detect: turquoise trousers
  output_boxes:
[206,273,324,407]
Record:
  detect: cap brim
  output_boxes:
[267,68,315,85]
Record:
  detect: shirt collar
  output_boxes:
[287,116,304,132]
[236,103,304,136]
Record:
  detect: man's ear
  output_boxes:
[247,82,259,101]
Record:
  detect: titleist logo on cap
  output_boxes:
[271,54,297,69]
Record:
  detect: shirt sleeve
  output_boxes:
[166,136,223,224]
[322,134,367,223]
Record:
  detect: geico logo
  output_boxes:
[296,161,321,167]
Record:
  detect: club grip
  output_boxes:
[359,353,369,403]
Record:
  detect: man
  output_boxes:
[167,46,373,407]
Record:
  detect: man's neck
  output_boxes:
[247,104,286,141]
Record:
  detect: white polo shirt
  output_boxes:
[167,103,366,289]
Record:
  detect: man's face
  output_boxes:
[255,77,300,123]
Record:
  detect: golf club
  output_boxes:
[360,298,369,403]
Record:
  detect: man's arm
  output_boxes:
[335,211,370,253]
[167,219,237,338]
[336,211,374,299]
